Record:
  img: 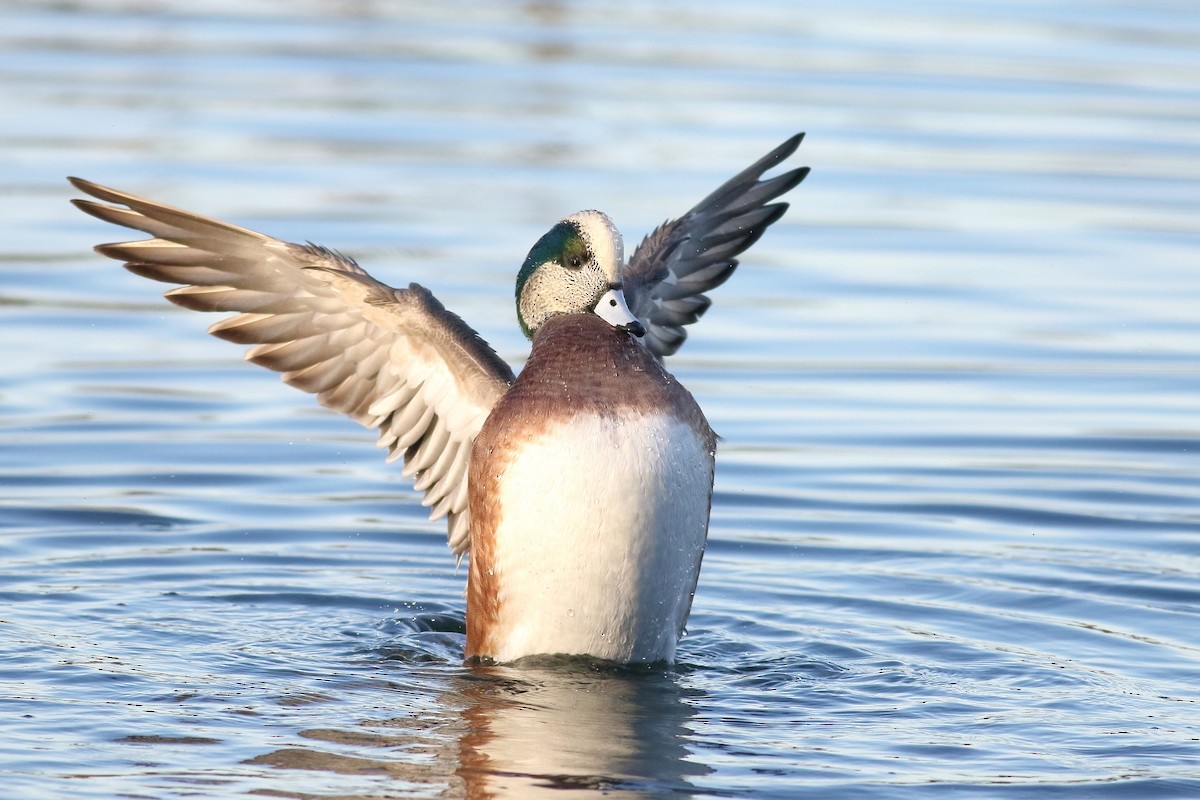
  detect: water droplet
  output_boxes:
[567,608,575,617]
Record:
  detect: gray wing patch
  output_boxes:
[625,134,810,357]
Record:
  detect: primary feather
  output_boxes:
[625,133,809,357]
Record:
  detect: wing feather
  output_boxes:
[625,133,810,357]
[69,177,514,558]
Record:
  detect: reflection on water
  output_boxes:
[243,653,707,797]
[455,664,706,797]
[3,0,1200,798]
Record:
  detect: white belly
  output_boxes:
[488,410,713,663]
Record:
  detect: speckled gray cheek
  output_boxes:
[517,260,609,339]
[517,267,553,337]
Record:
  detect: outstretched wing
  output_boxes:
[624,133,809,357]
[69,177,514,558]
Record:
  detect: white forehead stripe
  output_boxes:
[567,210,624,278]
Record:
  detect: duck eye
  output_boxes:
[567,255,584,269]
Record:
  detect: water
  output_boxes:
[3,1,1200,797]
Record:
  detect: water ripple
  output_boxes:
[3,0,1200,797]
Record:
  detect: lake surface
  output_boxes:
[3,1,1200,797]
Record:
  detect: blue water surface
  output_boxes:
[2,1,1200,798]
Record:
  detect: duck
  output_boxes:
[69,133,809,664]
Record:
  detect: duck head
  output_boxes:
[515,210,645,340]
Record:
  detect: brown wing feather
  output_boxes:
[69,177,513,557]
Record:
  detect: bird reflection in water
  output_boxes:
[246,658,708,798]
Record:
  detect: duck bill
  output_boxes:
[593,286,645,337]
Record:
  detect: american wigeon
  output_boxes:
[70,133,808,664]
